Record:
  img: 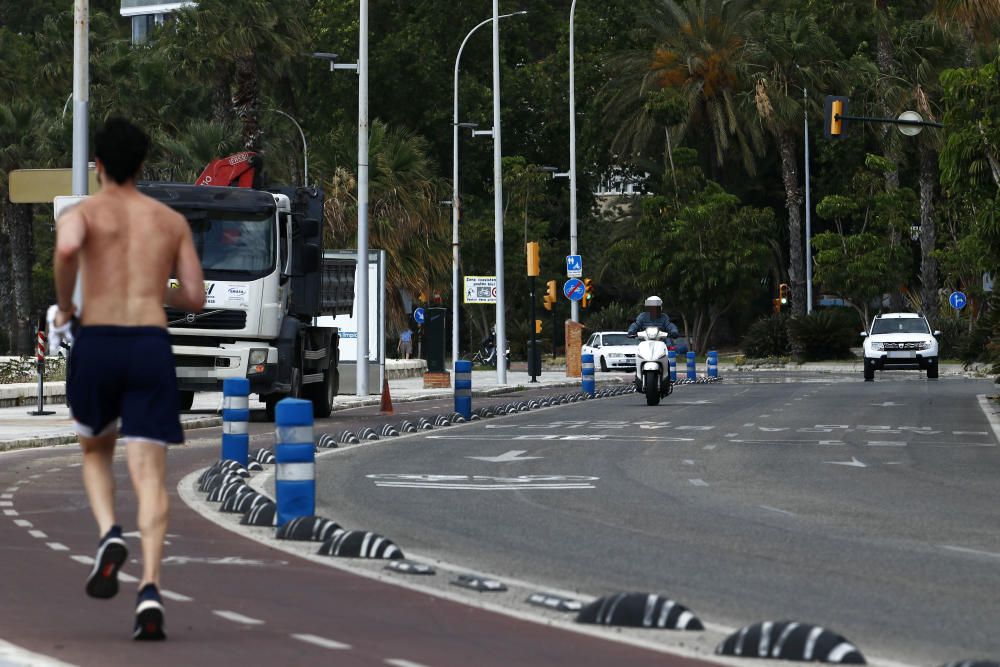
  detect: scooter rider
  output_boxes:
[628,296,679,338]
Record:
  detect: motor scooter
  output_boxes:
[633,326,672,406]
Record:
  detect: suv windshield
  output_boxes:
[189,212,275,280]
[871,318,930,335]
[602,334,638,347]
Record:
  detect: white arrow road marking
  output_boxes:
[466,450,543,462]
[825,457,867,468]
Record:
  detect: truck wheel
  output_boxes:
[644,370,660,406]
[308,367,337,419]
[177,390,194,411]
[926,357,938,379]
[863,359,875,381]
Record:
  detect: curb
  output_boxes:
[0,415,222,453]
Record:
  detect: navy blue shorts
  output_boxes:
[68,326,183,446]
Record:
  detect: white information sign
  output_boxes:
[464,276,498,304]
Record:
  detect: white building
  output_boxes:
[120,1,195,44]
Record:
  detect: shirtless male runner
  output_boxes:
[53,117,205,640]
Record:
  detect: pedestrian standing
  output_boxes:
[397,327,413,360]
[53,117,205,640]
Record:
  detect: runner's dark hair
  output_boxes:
[94,117,149,184]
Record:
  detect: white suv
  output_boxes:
[861,313,940,381]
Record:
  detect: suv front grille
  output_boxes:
[882,342,923,350]
[166,308,247,330]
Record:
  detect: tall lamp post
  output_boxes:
[568,0,580,323]
[72,0,89,196]
[312,4,370,398]
[803,85,813,314]
[452,11,526,381]
[490,0,507,384]
[267,109,309,188]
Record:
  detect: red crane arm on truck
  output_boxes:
[194,151,261,188]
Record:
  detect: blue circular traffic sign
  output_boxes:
[949,291,967,310]
[413,307,425,324]
[563,278,585,302]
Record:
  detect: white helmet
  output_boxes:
[644,296,663,308]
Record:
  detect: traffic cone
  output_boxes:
[379,377,394,415]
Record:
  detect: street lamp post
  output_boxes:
[72,0,89,196]
[568,0,579,323]
[267,109,309,188]
[452,11,525,383]
[803,86,813,314]
[491,0,507,385]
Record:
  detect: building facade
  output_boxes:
[120,1,195,44]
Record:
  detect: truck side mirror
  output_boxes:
[300,243,320,274]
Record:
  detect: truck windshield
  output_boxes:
[871,318,929,335]
[189,212,275,280]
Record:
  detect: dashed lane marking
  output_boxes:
[68,463,82,468]
[3,487,16,493]
[385,660,432,667]
[46,543,69,552]
[703,444,717,450]
[688,479,708,487]
[760,505,795,517]
[0,501,12,507]
[291,633,352,650]
[119,572,139,584]
[2,509,17,516]
[28,529,47,539]
[160,589,194,602]
[29,474,41,479]
[1,493,12,499]
[213,610,265,625]
[683,460,695,465]
[941,545,1000,560]
[13,519,32,528]
[70,555,94,565]
[724,433,738,438]
[47,468,61,473]
[0,639,76,667]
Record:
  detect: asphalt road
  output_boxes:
[314,373,1000,664]
[1,385,712,667]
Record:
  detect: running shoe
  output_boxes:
[85,525,128,599]
[133,583,166,640]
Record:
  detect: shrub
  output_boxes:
[585,302,633,333]
[740,314,790,358]
[934,314,971,359]
[786,310,857,361]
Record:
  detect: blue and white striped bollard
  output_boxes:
[686,351,697,380]
[454,360,472,421]
[668,350,677,383]
[581,353,595,397]
[707,350,718,378]
[222,377,250,466]
[275,398,315,527]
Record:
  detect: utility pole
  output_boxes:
[72,0,89,196]
[491,0,507,384]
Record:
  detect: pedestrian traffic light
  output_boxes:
[582,278,593,308]
[535,319,543,334]
[824,96,849,139]
[526,241,540,277]
[778,283,790,311]
[543,279,557,311]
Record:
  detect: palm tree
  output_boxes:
[322,121,451,331]
[603,0,763,177]
[744,6,840,316]
[929,0,1000,66]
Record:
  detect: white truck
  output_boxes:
[139,182,355,420]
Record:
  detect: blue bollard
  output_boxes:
[668,350,677,383]
[454,360,472,420]
[221,377,250,466]
[581,354,595,397]
[275,398,315,527]
[686,351,697,380]
[707,350,718,378]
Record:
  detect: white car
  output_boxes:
[582,331,640,372]
[861,313,940,381]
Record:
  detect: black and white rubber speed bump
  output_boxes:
[434,415,451,427]
[474,407,494,419]
[357,427,379,441]
[416,417,434,430]
[385,559,435,575]
[338,430,361,445]
[246,460,263,472]
[380,424,400,437]
[241,501,277,526]
[232,492,272,515]
[218,460,249,477]
[317,433,338,449]
[276,516,342,542]
[716,622,865,664]
[448,412,466,423]
[220,486,259,513]
[318,530,403,559]
[576,593,704,630]
[207,478,246,503]
[399,420,418,433]
[251,448,275,464]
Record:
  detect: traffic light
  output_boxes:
[543,279,557,311]
[535,319,543,334]
[779,283,790,306]
[582,278,593,308]
[824,95,849,139]
[526,241,540,277]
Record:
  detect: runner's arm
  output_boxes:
[53,208,86,314]
[165,218,205,312]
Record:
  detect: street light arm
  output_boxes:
[267,109,309,188]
